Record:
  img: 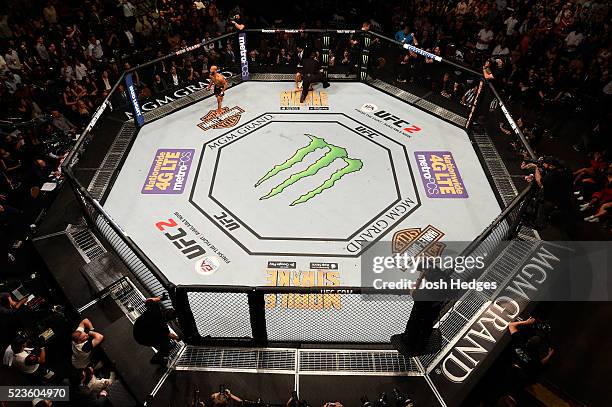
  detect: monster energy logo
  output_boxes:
[255,134,363,206]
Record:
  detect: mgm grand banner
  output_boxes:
[427,240,611,406]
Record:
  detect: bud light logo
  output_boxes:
[125,73,144,127]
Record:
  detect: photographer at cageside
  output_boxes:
[521,156,573,230]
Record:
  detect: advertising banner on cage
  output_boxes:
[238,32,250,81]
[125,73,144,127]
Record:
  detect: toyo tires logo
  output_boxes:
[255,134,363,206]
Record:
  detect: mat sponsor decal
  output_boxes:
[255,134,363,205]
[205,114,274,150]
[346,198,416,254]
[392,225,446,257]
[155,218,206,260]
[360,103,378,112]
[310,262,338,270]
[142,149,195,194]
[173,211,232,264]
[264,266,342,309]
[197,106,245,132]
[195,255,221,276]
[355,103,421,136]
[267,261,296,269]
[414,151,468,198]
[280,90,329,110]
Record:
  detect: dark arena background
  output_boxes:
[1,0,611,406]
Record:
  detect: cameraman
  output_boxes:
[523,156,572,227]
[229,13,245,31]
[508,317,554,379]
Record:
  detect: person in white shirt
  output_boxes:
[71,318,104,369]
[86,36,104,62]
[3,72,21,94]
[118,0,136,19]
[504,14,519,36]
[168,66,182,88]
[35,37,49,61]
[492,41,510,58]
[9,336,54,380]
[476,25,494,51]
[74,59,88,81]
[4,44,21,71]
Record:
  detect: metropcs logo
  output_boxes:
[142,149,195,194]
[358,103,421,136]
[197,106,245,132]
[238,32,249,81]
[254,134,363,206]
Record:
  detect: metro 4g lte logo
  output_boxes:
[255,134,363,206]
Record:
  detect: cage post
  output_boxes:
[360,32,371,82]
[248,289,268,345]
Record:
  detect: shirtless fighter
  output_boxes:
[206,66,227,114]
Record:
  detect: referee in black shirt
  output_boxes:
[300,52,330,103]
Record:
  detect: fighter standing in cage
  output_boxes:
[206,66,227,115]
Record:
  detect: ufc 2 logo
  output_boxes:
[155,219,206,259]
[373,110,421,133]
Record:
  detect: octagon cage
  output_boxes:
[62,28,538,347]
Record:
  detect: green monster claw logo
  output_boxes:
[255,134,363,206]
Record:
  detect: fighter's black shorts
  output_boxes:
[214,85,224,96]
